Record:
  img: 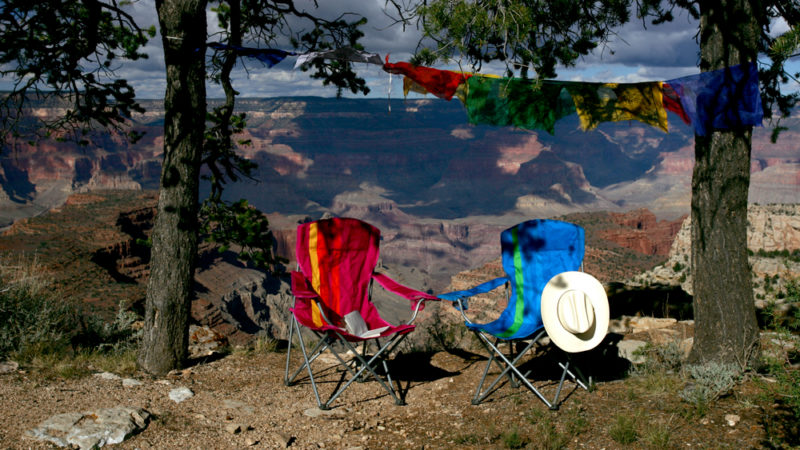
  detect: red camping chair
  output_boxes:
[284,217,438,409]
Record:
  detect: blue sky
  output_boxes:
[3,1,798,100]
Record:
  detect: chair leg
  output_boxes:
[471,335,519,404]
[284,315,294,386]
[563,356,591,390]
[285,319,330,387]
[285,323,411,409]
[471,330,585,409]
[508,341,520,388]
[322,333,407,408]
[287,318,326,408]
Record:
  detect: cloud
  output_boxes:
[1,2,776,100]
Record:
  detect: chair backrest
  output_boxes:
[495,219,585,339]
[295,217,383,329]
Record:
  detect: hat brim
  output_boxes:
[541,271,609,353]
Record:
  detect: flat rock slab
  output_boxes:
[25,406,149,449]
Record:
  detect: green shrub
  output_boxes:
[679,362,741,415]
[0,257,78,360]
[643,421,672,449]
[758,335,800,448]
[562,405,588,437]
[501,425,526,449]
[608,414,638,444]
[632,340,685,375]
[0,256,141,375]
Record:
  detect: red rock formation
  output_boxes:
[599,209,686,256]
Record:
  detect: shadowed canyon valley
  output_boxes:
[1,96,799,343]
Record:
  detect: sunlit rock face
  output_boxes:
[3,97,798,228]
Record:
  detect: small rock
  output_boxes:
[224,423,243,434]
[94,372,121,381]
[122,378,143,387]
[303,407,340,418]
[26,406,150,449]
[167,368,192,379]
[189,324,228,357]
[270,432,294,447]
[223,399,256,414]
[725,414,740,427]
[0,360,19,374]
[617,339,647,364]
[168,387,194,403]
[245,437,259,446]
[629,316,677,332]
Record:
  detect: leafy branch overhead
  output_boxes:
[204,0,374,201]
[412,0,632,78]
[209,0,372,97]
[199,198,286,273]
[0,0,156,146]
[399,0,798,127]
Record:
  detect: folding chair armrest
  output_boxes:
[437,276,508,308]
[436,276,508,324]
[371,272,438,324]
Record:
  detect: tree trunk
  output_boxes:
[139,0,207,376]
[689,0,761,367]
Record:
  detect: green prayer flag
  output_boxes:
[464,77,576,134]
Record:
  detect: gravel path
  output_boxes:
[0,350,773,449]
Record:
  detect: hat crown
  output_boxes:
[556,290,595,334]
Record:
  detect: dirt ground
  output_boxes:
[0,343,791,450]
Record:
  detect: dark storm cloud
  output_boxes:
[0,1,715,98]
[588,10,700,69]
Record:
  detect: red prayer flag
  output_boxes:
[383,57,471,101]
[662,82,691,125]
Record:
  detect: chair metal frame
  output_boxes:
[441,219,594,410]
[455,292,589,409]
[283,218,436,410]
[284,285,426,409]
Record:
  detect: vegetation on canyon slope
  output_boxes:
[1,192,799,446]
[1,241,799,447]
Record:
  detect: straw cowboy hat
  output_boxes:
[541,271,609,353]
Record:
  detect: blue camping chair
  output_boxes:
[439,219,604,409]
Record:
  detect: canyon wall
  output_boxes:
[3,98,799,230]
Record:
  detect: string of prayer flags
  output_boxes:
[294,48,383,69]
[203,47,762,137]
[207,43,295,68]
[666,62,762,136]
[382,59,762,136]
[566,82,669,132]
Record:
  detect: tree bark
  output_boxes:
[689,0,761,367]
[139,0,207,376]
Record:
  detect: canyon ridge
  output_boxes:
[1,97,799,345]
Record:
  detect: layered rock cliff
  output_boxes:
[4,97,799,230]
[633,204,800,306]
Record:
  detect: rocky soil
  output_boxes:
[2,192,799,448]
[1,329,793,450]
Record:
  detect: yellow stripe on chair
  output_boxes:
[308,222,324,327]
